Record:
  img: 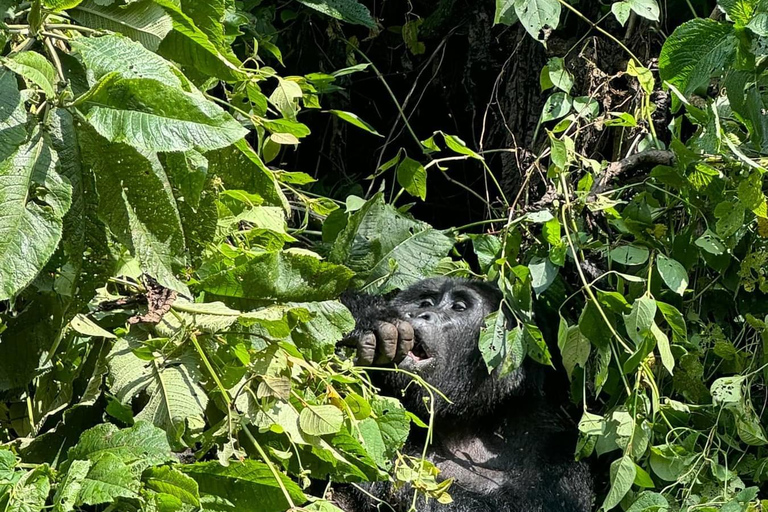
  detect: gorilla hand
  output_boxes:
[343,319,414,366]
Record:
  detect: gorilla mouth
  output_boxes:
[408,338,432,362]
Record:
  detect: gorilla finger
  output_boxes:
[375,321,399,363]
[355,332,377,366]
[394,320,414,361]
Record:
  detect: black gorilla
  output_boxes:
[337,277,593,512]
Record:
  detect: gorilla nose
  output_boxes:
[416,311,434,322]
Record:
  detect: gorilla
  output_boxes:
[336,277,593,512]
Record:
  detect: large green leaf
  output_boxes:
[72,34,183,87]
[329,195,455,293]
[514,0,561,42]
[0,127,72,300]
[0,69,26,161]
[3,51,57,98]
[66,422,174,473]
[156,0,248,83]
[75,453,140,505]
[77,72,247,152]
[196,251,353,302]
[205,139,289,211]
[70,0,173,51]
[179,460,306,512]
[107,339,208,441]
[295,0,376,28]
[48,108,115,312]
[287,300,356,361]
[3,466,50,512]
[143,466,200,506]
[659,19,736,100]
[79,128,188,293]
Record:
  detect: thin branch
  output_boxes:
[588,149,675,199]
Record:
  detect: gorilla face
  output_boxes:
[385,278,525,418]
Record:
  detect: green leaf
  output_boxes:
[514,0,561,42]
[651,322,675,374]
[71,34,183,87]
[295,0,376,28]
[0,127,71,300]
[626,492,669,512]
[71,0,173,52]
[43,0,83,11]
[736,410,768,445]
[442,133,482,159]
[719,0,761,26]
[628,0,660,21]
[611,1,632,25]
[528,256,558,295]
[197,251,353,302]
[327,110,383,136]
[299,405,344,436]
[53,459,90,512]
[4,467,50,512]
[541,92,572,122]
[108,339,208,440]
[179,460,306,512]
[611,245,650,265]
[656,254,688,295]
[710,376,745,408]
[3,51,56,98]
[559,325,591,380]
[288,300,356,360]
[694,229,726,255]
[77,72,247,152]
[480,310,523,373]
[396,157,427,200]
[714,201,745,238]
[659,19,736,99]
[627,59,654,95]
[602,455,637,510]
[494,0,518,24]
[329,195,454,293]
[546,57,573,93]
[207,140,289,211]
[155,0,247,82]
[79,127,188,294]
[143,466,200,506]
[76,452,140,505]
[656,301,687,343]
[66,422,174,471]
[624,296,657,346]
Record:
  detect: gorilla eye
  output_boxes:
[418,298,434,308]
[452,301,467,311]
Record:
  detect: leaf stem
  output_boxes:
[241,425,297,510]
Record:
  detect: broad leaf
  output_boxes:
[179,460,307,512]
[143,466,200,506]
[659,19,736,101]
[77,72,247,152]
[295,0,376,28]
[602,455,636,510]
[396,157,427,200]
[156,0,248,83]
[108,339,208,441]
[71,0,173,51]
[79,128,188,294]
[0,126,71,300]
[3,51,57,98]
[299,405,344,436]
[656,254,688,296]
[196,251,353,302]
[329,195,455,293]
[514,0,561,42]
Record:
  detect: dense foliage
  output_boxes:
[0,0,766,511]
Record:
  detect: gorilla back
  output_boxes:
[338,277,593,512]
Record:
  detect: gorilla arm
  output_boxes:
[339,291,415,366]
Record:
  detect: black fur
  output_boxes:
[337,277,593,512]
